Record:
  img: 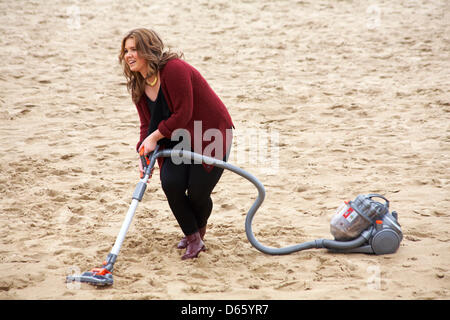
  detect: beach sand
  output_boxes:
[0,0,449,299]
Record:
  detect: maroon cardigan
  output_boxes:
[135,59,234,170]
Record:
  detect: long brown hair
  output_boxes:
[119,28,183,104]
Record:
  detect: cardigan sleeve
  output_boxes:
[157,60,193,138]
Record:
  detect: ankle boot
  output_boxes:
[177,226,207,249]
[182,232,206,260]
[177,236,188,249]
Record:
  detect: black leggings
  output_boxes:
[160,157,225,236]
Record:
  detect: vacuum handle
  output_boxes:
[139,145,160,179]
[366,193,389,210]
[139,148,149,174]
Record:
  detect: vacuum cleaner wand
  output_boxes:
[66,146,160,286]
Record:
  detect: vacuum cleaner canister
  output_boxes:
[329,194,403,254]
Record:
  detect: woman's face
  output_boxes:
[124,37,147,74]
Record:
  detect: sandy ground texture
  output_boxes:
[0,0,449,300]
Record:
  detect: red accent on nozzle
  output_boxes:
[90,267,111,276]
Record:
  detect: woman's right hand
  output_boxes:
[138,155,144,175]
[138,155,155,178]
[138,129,164,177]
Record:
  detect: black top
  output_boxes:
[146,88,178,148]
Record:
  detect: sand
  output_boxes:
[0,0,449,300]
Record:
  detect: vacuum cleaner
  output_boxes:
[66,147,403,286]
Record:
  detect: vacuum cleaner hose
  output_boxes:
[153,149,371,255]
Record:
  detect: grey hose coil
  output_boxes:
[152,149,371,255]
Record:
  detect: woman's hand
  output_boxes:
[138,154,155,177]
[138,153,145,175]
[138,136,156,176]
[139,129,164,155]
[138,129,164,175]
[140,135,158,156]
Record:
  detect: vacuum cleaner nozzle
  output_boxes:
[66,268,113,286]
[65,253,117,286]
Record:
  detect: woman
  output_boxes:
[119,28,234,260]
